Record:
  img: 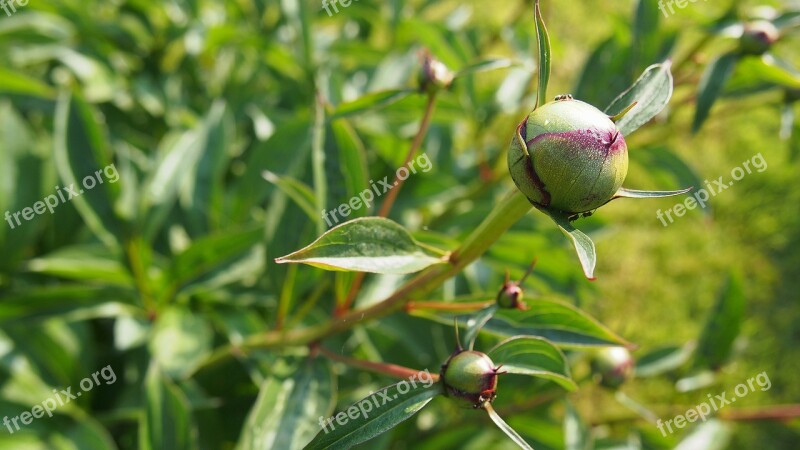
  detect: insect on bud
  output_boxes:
[441,350,500,409]
[508,95,629,214]
[418,50,454,94]
[739,20,780,55]
[591,347,634,389]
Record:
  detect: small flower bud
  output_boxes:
[591,347,634,389]
[441,350,499,408]
[739,20,780,55]
[418,50,454,94]
[508,96,629,214]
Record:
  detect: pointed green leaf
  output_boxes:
[0,67,56,99]
[331,89,415,119]
[275,217,445,274]
[693,52,740,133]
[487,336,576,390]
[238,358,335,450]
[303,380,442,450]
[139,363,197,450]
[693,273,745,370]
[262,170,319,223]
[170,225,263,287]
[54,93,123,249]
[464,304,499,350]
[491,301,630,347]
[605,62,674,135]
[612,186,693,199]
[539,208,596,280]
[534,0,551,109]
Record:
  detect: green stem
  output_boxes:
[196,190,533,372]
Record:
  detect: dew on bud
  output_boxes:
[441,350,500,409]
[591,347,634,389]
[508,96,629,214]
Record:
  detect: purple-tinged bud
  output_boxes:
[418,50,454,94]
[508,96,629,214]
[591,347,634,389]
[441,350,500,408]
[739,20,780,55]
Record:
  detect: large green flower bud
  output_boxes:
[441,350,499,409]
[508,96,629,214]
[739,20,780,55]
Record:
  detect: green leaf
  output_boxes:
[634,344,694,378]
[692,52,740,133]
[464,304,499,350]
[456,58,515,78]
[485,403,534,450]
[332,119,370,218]
[275,217,445,274]
[539,208,596,280]
[54,93,123,249]
[605,62,674,135]
[0,285,139,325]
[725,55,800,92]
[412,298,630,348]
[140,363,197,450]
[25,245,133,287]
[312,97,327,236]
[693,273,745,370]
[303,379,442,450]
[534,0,551,109]
[148,306,213,378]
[170,225,263,288]
[262,170,319,223]
[487,336,576,390]
[238,358,335,450]
[612,186,693,199]
[331,89,415,119]
[0,67,56,99]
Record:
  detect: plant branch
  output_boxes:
[195,190,533,374]
[336,91,439,317]
[319,346,440,381]
[406,300,494,312]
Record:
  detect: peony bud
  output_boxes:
[508,96,628,214]
[591,347,634,389]
[441,350,500,408]
[739,20,779,55]
[418,50,455,94]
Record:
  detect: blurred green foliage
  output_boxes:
[0,0,799,449]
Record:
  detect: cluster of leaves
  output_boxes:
[0,0,797,449]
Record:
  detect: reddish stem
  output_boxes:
[319,346,440,382]
[406,300,494,313]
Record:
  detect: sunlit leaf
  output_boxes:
[276,217,445,274]
[487,336,576,390]
[605,62,674,135]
